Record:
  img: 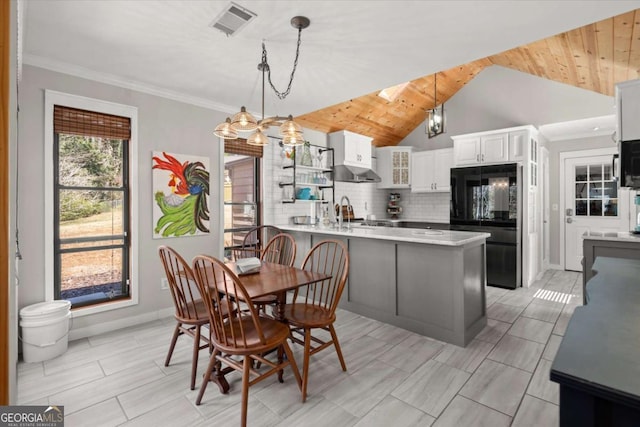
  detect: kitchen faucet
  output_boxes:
[338,195,352,231]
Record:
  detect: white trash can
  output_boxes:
[20,300,72,363]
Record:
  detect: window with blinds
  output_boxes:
[53,105,132,308]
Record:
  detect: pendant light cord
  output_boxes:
[261,26,303,100]
[433,73,437,107]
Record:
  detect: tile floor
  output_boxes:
[17,269,582,426]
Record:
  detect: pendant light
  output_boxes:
[427,72,445,138]
[214,16,310,146]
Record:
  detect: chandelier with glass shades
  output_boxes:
[214,16,310,146]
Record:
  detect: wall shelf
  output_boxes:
[282,199,331,204]
[279,142,335,206]
[278,181,334,188]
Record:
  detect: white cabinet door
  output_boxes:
[454,137,481,166]
[433,148,453,191]
[481,133,508,164]
[410,151,432,192]
[411,149,452,193]
[509,130,527,162]
[618,81,640,141]
[343,135,360,165]
[378,147,411,189]
[352,132,373,169]
[330,130,373,170]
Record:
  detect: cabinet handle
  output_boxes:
[476,154,480,162]
[482,154,485,162]
[434,183,437,190]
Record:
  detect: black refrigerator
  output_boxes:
[450,163,522,289]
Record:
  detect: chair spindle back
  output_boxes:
[295,240,349,313]
[261,233,297,266]
[235,225,282,260]
[192,255,266,350]
[158,246,203,322]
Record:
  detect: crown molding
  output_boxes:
[22,53,238,114]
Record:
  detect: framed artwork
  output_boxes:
[152,151,210,238]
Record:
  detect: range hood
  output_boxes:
[332,165,381,183]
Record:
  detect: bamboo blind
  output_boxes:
[224,138,263,158]
[54,105,131,139]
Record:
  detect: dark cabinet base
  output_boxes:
[558,385,640,427]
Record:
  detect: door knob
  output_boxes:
[566,217,573,224]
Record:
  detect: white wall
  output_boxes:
[400,65,615,151]
[18,65,226,333]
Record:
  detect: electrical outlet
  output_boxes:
[160,278,169,290]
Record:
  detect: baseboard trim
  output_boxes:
[68,307,174,341]
[548,263,563,270]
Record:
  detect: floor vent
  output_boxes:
[210,2,257,37]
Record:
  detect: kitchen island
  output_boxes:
[582,230,640,304]
[551,257,640,426]
[278,224,490,347]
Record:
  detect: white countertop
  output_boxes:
[582,230,640,243]
[278,224,490,247]
[379,218,449,224]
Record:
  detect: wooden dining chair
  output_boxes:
[158,246,213,391]
[234,225,282,260]
[252,233,297,316]
[191,254,302,427]
[282,239,350,402]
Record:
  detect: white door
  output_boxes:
[564,154,624,271]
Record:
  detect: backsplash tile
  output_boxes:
[392,190,451,222]
[262,142,450,225]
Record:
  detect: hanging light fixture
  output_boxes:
[215,16,310,146]
[214,117,238,139]
[427,72,445,138]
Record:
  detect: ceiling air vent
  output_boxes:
[210,2,257,37]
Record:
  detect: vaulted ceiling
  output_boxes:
[296,9,640,147]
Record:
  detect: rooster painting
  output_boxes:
[152,151,210,238]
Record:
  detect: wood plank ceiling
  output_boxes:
[296,9,640,147]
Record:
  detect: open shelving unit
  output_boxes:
[279,142,335,205]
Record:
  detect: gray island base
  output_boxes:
[279,225,490,347]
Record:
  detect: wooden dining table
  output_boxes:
[204,261,331,393]
[224,261,330,319]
